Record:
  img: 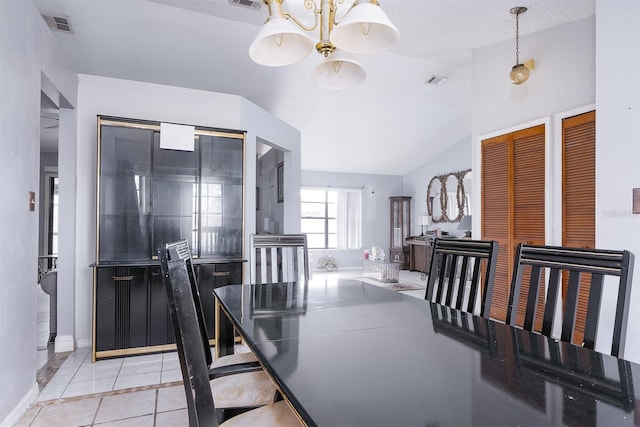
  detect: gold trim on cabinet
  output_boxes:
[212,271,231,277]
[214,299,221,360]
[97,117,245,139]
[96,344,178,359]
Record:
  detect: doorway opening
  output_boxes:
[256,140,285,234]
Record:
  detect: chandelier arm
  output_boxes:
[280,0,320,33]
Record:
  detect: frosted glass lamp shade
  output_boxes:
[249,16,314,66]
[509,63,530,85]
[330,2,399,53]
[311,49,366,90]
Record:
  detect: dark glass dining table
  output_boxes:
[213,278,639,426]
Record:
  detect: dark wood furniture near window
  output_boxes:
[389,196,411,269]
[92,116,245,361]
[406,236,433,272]
[507,243,634,357]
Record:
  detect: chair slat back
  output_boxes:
[160,249,218,427]
[425,238,498,318]
[507,243,634,357]
[166,239,212,368]
[250,234,309,284]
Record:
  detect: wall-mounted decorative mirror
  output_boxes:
[426,169,471,223]
[427,175,445,222]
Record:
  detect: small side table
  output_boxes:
[363,260,400,283]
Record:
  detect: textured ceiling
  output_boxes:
[33,0,595,174]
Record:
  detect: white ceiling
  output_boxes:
[33,0,595,174]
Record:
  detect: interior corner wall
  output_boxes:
[74,75,300,337]
[256,149,285,234]
[240,98,302,234]
[301,170,403,270]
[595,0,640,362]
[402,136,472,237]
[0,0,77,424]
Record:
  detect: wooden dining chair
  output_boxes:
[164,240,260,377]
[249,234,309,284]
[506,243,634,357]
[513,328,635,411]
[160,251,301,426]
[425,238,498,318]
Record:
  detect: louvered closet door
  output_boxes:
[482,125,545,322]
[562,110,596,345]
[511,126,546,329]
[481,136,511,320]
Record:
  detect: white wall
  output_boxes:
[403,137,472,236]
[70,75,300,344]
[595,0,640,361]
[472,12,640,362]
[301,170,403,269]
[472,17,595,241]
[0,0,77,424]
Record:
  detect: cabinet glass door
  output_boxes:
[392,201,402,247]
[151,133,199,257]
[99,126,152,262]
[198,135,243,258]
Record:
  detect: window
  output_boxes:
[301,187,362,249]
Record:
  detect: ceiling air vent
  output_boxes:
[42,14,74,34]
[229,0,261,10]
[425,75,447,86]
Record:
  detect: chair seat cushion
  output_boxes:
[211,351,258,369]
[211,370,277,408]
[220,400,301,426]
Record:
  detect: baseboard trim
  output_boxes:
[76,337,91,349]
[54,335,74,353]
[0,382,38,427]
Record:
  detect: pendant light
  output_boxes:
[509,6,529,85]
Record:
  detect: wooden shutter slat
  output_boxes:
[562,110,596,346]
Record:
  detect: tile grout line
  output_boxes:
[90,396,105,426]
[154,387,159,425]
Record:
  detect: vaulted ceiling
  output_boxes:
[33,0,595,174]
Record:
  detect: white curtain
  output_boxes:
[337,190,362,249]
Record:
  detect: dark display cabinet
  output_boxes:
[389,196,411,270]
[93,117,245,360]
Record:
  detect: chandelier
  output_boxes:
[249,0,399,89]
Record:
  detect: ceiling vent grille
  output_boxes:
[42,14,74,33]
[229,0,261,10]
[426,75,447,86]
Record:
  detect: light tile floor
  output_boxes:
[17,269,426,426]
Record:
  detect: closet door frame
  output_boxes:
[474,117,551,322]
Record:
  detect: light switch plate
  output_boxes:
[633,188,640,214]
[29,191,35,212]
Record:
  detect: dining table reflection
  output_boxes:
[214,279,640,426]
